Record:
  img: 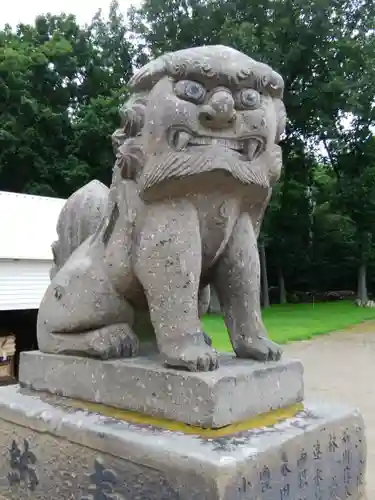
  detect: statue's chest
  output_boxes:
[192,194,243,270]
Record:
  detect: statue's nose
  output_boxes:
[199,90,236,129]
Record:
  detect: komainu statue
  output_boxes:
[38,45,286,371]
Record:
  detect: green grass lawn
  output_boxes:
[202,301,375,352]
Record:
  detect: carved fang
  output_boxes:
[168,129,191,151]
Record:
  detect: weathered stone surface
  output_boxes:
[0,385,366,500]
[37,45,287,371]
[50,179,109,279]
[19,351,303,428]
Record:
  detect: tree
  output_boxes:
[332,136,375,303]
[0,1,133,197]
[131,0,375,299]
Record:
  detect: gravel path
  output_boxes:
[284,322,375,498]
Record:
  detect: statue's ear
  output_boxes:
[116,139,145,181]
[119,95,148,138]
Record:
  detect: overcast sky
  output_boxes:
[1,0,141,28]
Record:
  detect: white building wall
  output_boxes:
[0,191,66,311]
[0,191,65,261]
[0,260,52,310]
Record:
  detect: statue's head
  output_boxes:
[113,45,286,197]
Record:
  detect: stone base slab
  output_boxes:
[0,385,366,500]
[19,351,304,428]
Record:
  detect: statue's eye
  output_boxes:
[175,80,206,103]
[236,89,261,110]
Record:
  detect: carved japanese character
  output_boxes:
[8,439,39,491]
[297,449,308,467]
[239,476,252,494]
[342,429,351,444]
[280,452,292,477]
[299,468,308,490]
[260,465,272,492]
[313,441,322,460]
[328,433,339,452]
[313,468,324,486]
[280,483,290,499]
[81,458,124,500]
[328,475,339,499]
[343,448,352,466]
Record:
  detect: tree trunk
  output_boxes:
[278,266,287,304]
[357,263,368,304]
[356,230,371,305]
[259,242,270,308]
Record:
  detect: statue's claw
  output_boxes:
[234,336,282,362]
[162,333,219,372]
[89,324,139,359]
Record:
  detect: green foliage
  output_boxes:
[2,0,375,298]
[0,1,132,197]
[130,0,375,297]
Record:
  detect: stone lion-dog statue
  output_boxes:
[38,45,286,372]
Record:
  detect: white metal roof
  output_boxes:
[0,191,66,261]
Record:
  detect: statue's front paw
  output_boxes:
[89,324,139,359]
[161,334,219,372]
[234,336,282,362]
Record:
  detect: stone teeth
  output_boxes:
[175,131,191,151]
[184,136,248,153]
[246,138,259,160]
[189,137,212,145]
[169,130,191,151]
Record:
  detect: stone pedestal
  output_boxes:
[19,351,304,428]
[0,385,366,500]
[0,352,364,499]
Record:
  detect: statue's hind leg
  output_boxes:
[37,238,139,359]
[38,322,139,359]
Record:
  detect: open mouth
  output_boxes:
[167,129,265,161]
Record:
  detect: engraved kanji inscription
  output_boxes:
[280,452,292,477]
[234,476,255,500]
[81,458,124,500]
[259,465,272,493]
[328,433,339,453]
[343,453,352,497]
[342,434,353,498]
[239,476,253,494]
[313,468,324,500]
[328,475,339,499]
[313,441,322,460]
[280,452,291,499]
[342,429,351,445]
[8,439,39,491]
[280,484,290,500]
[297,450,308,491]
[343,448,352,467]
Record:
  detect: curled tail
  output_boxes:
[51,180,109,278]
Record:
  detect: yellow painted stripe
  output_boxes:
[64,399,304,438]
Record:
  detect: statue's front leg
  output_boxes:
[134,201,218,371]
[213,212,282,361]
